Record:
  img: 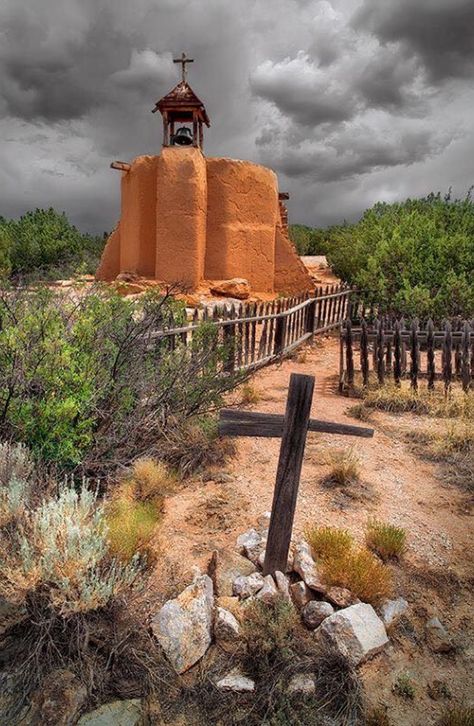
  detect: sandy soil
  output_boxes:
[155,336,474,724]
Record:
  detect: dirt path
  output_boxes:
[156,336,473,724]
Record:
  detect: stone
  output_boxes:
[216,596,243,621]
[316,603,389,666]
[216,669,255,693]
[78,699,142,725]
[208,549,256,597]
[326,587,354,608]
[256,511,271,532]
[151,574,213,673]
[425,617,454,653]
[274,571,291,602]
[215,607,240,641]
[256,575,279,604]
[29,669,87,726]
[292,541,325,593]
[237,529,266,564]
[210,278,250,300]
[287,674,316,696]
[290,581,314,609]
[379,597,409,628]
[302,601,335,630]
[233,572,265,599]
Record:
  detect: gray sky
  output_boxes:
[1,0,473,233]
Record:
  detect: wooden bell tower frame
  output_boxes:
[152,52,210,150]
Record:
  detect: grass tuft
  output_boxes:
[321,448,361,487]
[121,457,177,502]
[305,525,354,560]
[393,671,416,700]
[106,498,160,563]
[438,705,474,726]
[354,384,474,419]
[366,518,407,561]
[240,383,261,405]
[365,704,391,726]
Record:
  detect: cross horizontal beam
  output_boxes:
[219,408,374,439]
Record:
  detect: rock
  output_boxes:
[326,587,355,608]
[256,511,271,532]
[214,607,240,641]
[290,581,314,609]
[379,597,409,628]
[216,596,243,621]
[208,549,256,597]
[256,575,279,604]
[302,601,335,630]
[29,669,87,726]
[233,572,265,599]
[210,278,251,300]
[292,541,325,593]
[237,529,266,564]
[274,571,291,602]
[151,575,213,673]
[216,669,255,693]
[425,617,454,653]
[78,699,142,725]
[287,674,316,696]
[316,603,389,666]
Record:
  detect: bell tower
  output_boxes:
[152,52,210,150]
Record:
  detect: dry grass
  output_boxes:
[366,518,407,561]
[365,705,391,726]
[305,525,354,560]
[106,498,161,563]
[354,384,474,419]
[438,705,474,726]
[119,457,177,503]
[321,447,361,487]
[240,383,261,405]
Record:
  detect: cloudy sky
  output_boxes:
[1,0,473,233]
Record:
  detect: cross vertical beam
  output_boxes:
[263,373,314,576]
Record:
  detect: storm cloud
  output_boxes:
[0,0,473,231]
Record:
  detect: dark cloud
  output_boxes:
[0,0,472,232]
[354,0,474,81]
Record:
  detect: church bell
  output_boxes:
[172,126,193,146]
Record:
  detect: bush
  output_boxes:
[0,286,243,473]
[0,442,34,526]
[366,518,407,561]
[323,191,474,321]
[0,208,105,281]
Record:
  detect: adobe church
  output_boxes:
[96,53,313,295]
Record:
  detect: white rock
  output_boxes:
[78,700,142,725]
[287,674,316,695]
[233,572,265,598]
[274,571,291,602]
[290,581,314,609]
[237,529,266,563]
[151,575,213,674]
[256,575,279,604]
[302,601,334,630]
[379,597,409,627]
[214,607,240,641]
[292,541,325,593]
[216,669,255,693]
[425,617,454,653]
[316,603,389,666]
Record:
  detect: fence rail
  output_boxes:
[340,318,474,392]
[150,284,353,373]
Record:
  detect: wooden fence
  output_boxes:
[149,284,353,373]
[340,318,474,392]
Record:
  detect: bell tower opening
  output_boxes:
[152,52,210,150]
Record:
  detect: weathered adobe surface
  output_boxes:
[96,148,313,295]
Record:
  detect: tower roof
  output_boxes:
[152,80,210,127]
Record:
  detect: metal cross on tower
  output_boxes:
[219,373,374,576]
[173,52,194,82]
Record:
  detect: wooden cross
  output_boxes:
[173,52,194,82]
[219,373,374,576]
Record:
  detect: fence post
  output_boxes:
[360,318,369,387]
[426,318,435,390]
[393,319,401,386]
[443,321,452,394]
[346,318,354,387]
[306,297,317,338]
[461,320,471,392]
[376,318,385,385]
[410,319,419,390]
[273,301,285,355]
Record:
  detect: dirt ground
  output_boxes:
[155,335,474,725]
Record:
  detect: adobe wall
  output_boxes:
[274,226,314,295]
[155,148,207,288]
[205,158,278,293]
[119,155,158,277]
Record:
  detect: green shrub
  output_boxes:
[322,191,474,321]
[392,671,416,700]
[0,286,242,473]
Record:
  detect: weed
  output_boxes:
[354,384,474,419]
[106,497,161,563]
[240,383,261,405]
[347,402,373,422]
[305,525,354,560]
[321,448,361,487]
[408,423,474,495]
[438,705,474,726]
[393,671,416,700]
[366,518,407,561]
[365,704,391,725]
[121,457,177,502]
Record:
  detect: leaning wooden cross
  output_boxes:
[219,373,374,577]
